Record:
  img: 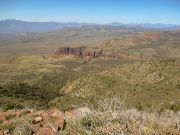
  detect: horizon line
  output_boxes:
[1,19,180,25]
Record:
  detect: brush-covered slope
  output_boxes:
[1,55,179,111]
[100,31,180,58]
[60,59,180,111]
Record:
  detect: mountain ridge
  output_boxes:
[0,19,180,34]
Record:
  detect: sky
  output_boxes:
[0,0,180,24]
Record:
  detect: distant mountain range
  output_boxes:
[109,22,180,29]
[0,19,180,34]
[0,19,86,33]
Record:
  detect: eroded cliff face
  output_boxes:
[54,47,104,58]
[54,46,143,61]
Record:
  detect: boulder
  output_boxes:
[32,109,66,131]
[48,110,66,131]
[33,116,43,124]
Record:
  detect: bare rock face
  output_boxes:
[54,47,104,59]
[54,46,144,61]
[55,47,86,58]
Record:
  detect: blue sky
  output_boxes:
[0,0,180,24]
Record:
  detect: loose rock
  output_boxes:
[33,116,43,124]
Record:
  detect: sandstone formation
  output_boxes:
[54,46,143,61]
[54,47,103,59]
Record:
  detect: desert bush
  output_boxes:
[169,102,180,112]
[66,96,180,135]
[136,102,143,111]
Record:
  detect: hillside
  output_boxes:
[0,55,179,111]
[0,55,180,134]
[100,31,180,58]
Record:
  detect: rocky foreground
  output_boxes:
[0,108,63,135]
[0,105,180,135]
[0,107,91,135]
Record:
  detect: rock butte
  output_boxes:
[54,46,143,61]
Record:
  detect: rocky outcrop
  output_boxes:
[0,108,66,135]
[54,47,104,59]
[0,107,89,134]
[54,46,143,61]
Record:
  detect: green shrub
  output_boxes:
[0,82,60,101]
[136,102,143,110]
[169,103,180,112]
[2,103,23,111]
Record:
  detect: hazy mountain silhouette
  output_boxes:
[0,19,179,34]
[0,19,85,33]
